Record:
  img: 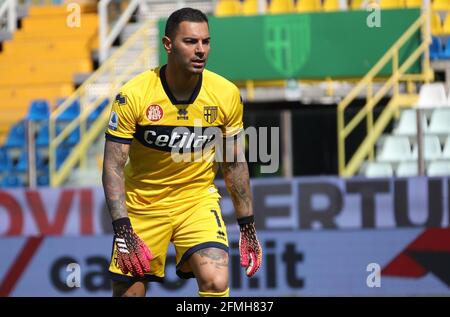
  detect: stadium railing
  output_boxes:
[98,0,141,63]
[337,12,433,177]
[48,19,156,187]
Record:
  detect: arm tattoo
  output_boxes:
[221,140,253,219]
[102,140,130,221]
[197,248,228,269]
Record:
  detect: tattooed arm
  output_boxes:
[221,136,253,219]
[102,139,153,277]
[102,140,129,221]
[221,136,262,277]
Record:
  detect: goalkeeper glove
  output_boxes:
[238,215,262,277]
[113,217,153,277]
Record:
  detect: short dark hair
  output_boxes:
[165,7,209,39]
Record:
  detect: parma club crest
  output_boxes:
[263,14,311,77]
[203,106,218,124]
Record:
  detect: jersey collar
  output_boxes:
[159,64,203,105]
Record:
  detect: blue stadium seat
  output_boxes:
[14,148,50,174]
[439,40,450,59]
[56,147,71,169]
[430,37,442,60]
[88,98,110,123]
[57,99,81,121]
[27,100,50,122]
[63,127,80,146]
[5,121,26,148]
[0,175,23,188]
[36,122,62,147]
[0,147,13,172]
[15,150,29,173]
[36,123,50,147]
[37,173,49,186]
[36,150,48,170]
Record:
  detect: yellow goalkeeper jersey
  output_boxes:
[105,65,244,212]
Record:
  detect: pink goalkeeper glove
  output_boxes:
[238,215,262,277]
[113,217,153,277]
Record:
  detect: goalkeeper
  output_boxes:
[102,7,262,297]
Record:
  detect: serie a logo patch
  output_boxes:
[108,111,118,130]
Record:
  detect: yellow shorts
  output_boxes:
[108,196,229,283]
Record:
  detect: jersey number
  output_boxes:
[210,209,222,228]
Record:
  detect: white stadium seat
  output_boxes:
[415,83,448,109]
[428,108,450,136]
[396,161,419,177]
[377,136,414,163]
[442,136,450,159]
[393,109,428,136]
[363,162,394,178]
[412,135,443,161]
[427,160,450,176]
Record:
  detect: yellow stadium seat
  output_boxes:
[443,13,450,34]
[1,39,90,60]
[1,50,90,60]
[0,60,88,85]
[432,12,443,35]
[0,73,73,86]
[433,0,450,11]
[14,30,96,41]
[323,0,341,11]
[351,0,364,9]
[296,0,322,12]
[405,0,422,7]
[0,84,74,100]
[0,60,92,75]
[380,0,406,8]
[26,22,96,36]
[22,14,98,31]
[28,4,96,16]
[2,39,91,55]
[242,0,261,15]
[0,54,92,65]
[215,0,242,17]
[268,0,295,14]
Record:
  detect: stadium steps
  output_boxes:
[0,4,98,147]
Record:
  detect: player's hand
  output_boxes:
[238,215,262,277]
[112,217,153,277]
